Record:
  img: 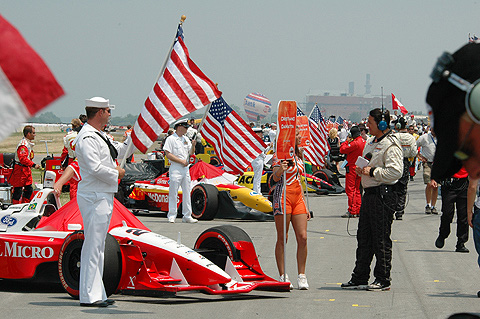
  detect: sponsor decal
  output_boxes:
[237,175,253,185]
[127,276,136,289]
[249,191,258,196]
[146,193,169,203]
[1,215,16,226]
[28,203,37,210]
[125,229,149,236]
[0,242,54,258]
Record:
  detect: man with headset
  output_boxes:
[341,108,403,291]
[393,117,418,220]
[427,42,480,297]
[426,42,480,183]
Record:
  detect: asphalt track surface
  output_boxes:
[0,176,479,318]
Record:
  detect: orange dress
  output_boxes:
[272,155,308,216]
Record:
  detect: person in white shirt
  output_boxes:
[74,97,130,307]
[251,128,266,194]
[416,130,438,214]
[338,125,348,143]
[163,119,197,223]
[268,123,277,149]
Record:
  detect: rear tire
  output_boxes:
[191,184,218,220]
[57,231,122,299]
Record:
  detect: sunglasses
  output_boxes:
[430,51,480,124]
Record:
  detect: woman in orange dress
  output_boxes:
[271,132,311,290]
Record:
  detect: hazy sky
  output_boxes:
[3,0,479,120]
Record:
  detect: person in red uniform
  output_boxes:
[340,126,366,218]
[10,125,41,204]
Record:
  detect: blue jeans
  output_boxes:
[473,205,480,268]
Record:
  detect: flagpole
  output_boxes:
[120,15,187,169]
[301,152,311,216]
[282,170,287,283]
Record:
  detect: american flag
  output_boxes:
[201,97,266,175]
[0,15,64,142]
[131,25,221,153]
[303,104,329,167]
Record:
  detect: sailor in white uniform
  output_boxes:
[251,127,267,194]
[73,97,131,307]
[163,119,197,223]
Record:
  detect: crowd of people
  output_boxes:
[3,41,480,309]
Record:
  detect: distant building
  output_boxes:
[305,92,392,120]
[305,74,392,120]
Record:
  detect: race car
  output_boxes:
[129,161,273,221]
[236,169,344,196]
[0,178,290,298]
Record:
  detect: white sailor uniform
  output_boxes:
[73,123,129,304]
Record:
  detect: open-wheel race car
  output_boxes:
[0,182,290,298]
[128,161,274,221]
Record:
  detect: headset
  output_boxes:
[430,51,480,124]
[378,87,388,131]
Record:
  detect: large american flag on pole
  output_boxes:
[201,97,266,175]
[303,104,329,167]
[131,24,221,153]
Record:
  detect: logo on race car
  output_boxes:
[249,191,259,196]
[237,175,253,185]
[127,276,136,289]
[0,241,54,258]
[1,215,17,227]
[146,193,169,203]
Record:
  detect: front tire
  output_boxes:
[57,231,122,299]
[194,225,252,268]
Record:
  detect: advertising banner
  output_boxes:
[296,111,310,148]
[276,101,297,160]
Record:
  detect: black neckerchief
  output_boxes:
[94,131,118,160]
[373,129,392,143]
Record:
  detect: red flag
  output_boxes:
[201,97,266,175]
[391,93,408,115]
[132,25,221,153]
[0,15,64,142]
[303,104,329,167]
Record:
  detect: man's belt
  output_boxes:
[364,184,395,195]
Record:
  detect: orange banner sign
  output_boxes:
[276,101,297,160]
[296,113,310,148]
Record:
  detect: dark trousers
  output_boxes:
[439,178,469,247]
[351,186,396,285]
[394,158,410,217]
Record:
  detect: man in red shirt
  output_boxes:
[9,125,41,204]
[340,126,366,218]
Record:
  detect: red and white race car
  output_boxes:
[0,185,290,298]
[129,161,273,221]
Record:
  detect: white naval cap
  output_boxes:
[85,96,115,109]
[174,118,190,128]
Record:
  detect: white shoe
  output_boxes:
[280,274,294,290]
[168,217,176,223]
[182,216,198,223]
[297,274,309,290]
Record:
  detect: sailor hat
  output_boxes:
[174,118,190,129]
[85,96,115,109]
